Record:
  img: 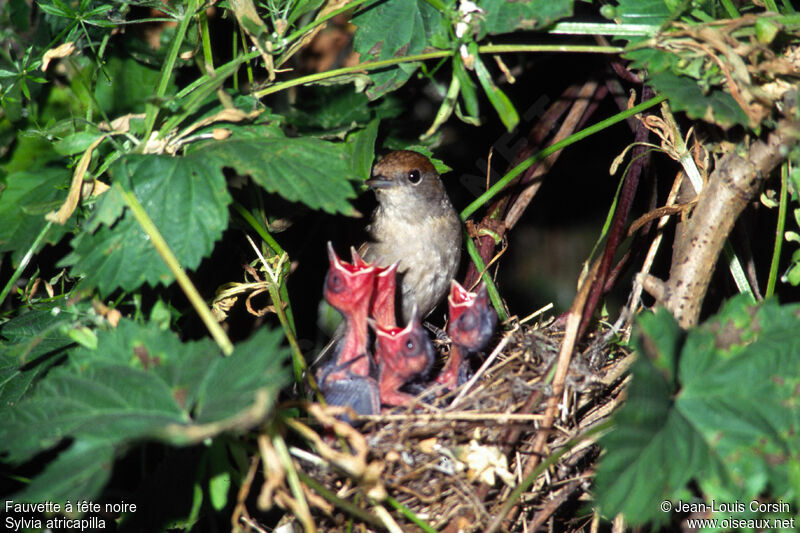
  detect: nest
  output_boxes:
[244,318,632,533]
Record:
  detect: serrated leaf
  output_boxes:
[480,0,573,37]
[194,326,290,424]
[199,137,359,213]
[0,304,81,407]
[285,86,372,134]
[2,320,289,503]
[0,168,75,265]
[596,296,800,525]
[13,439,114,503]
[62,154,232,296]
[347,119,379,181]
[352,0,445,100]
[94,55,176,115]
[2,363,189,464]
[644,71,749,129]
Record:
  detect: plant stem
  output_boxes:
[256,44,621,98]
[282,0,372,48]
[267,281,307,387]
[465,233,508,322]
[0,222,53,309]
[297,470,385,529]
[460,94,667,221]
[719,0,741,17]
[233,202,284,254]
[384,495,436,533]
[142,0,198,144]
[766,162,789,298]
[722,241,756,301]
[485,422,611,533]
[116,182,234,355]
[199,8,215,73]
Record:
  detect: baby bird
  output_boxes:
[316,243,379,415]
[373,311,435,408]
[435,281,497,390]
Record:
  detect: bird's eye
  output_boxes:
[407,169,421,184]
[458,311,478,332]
[326,272,344,293]
[405,339,416,353]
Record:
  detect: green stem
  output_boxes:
[465,232,508,322]
[279,281,296,337]
[0,222,53,309]
[296,470,385,529]
[161,51,259,136]
[267,281,306,386]
[485,422,611,533]
[282,0,373,50]
[142,0,198,144]
[722,241,756,301]
[460,94,668,221]
[199,8,214,73]
[233,204,300,378]
[270,431,313,532]
[257,44,620,98]
[116,182,234,355]
[232,202,284,254]
[719,0,741,17]
[766,162,789,298]
[548,21,658,37]
[384,495,436,533]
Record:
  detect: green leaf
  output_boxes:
[352,0,447,100]
[347,119,379,182]
[480,0,573,37]
[285,85,372,134]
[453,55,479,119]
[473,50,519,132]
[193,326,290,424]
[611,1,753,129]
[0,168,74,265]
[0,304,84,407]
[14,439,115,503]
[94,54,176,115]
[612,0,672,26]
[207,440,232,512]
[62,154,232,296]
[596,297,800,525]
[54,131,104,156]
[199,137,359,213]
[2,320,289,503]
[642,70,749,129]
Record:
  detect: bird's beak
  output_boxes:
[366,175,392,189]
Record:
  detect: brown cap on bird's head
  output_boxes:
[365,151,448,213]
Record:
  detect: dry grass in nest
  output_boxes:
[243,319,633,532]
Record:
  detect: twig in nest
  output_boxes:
[452,329,516,407]
[527,479,582,531]
[358,411,545,423]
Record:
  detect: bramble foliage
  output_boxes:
[1,0,799,530]
[596,297,800,525]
